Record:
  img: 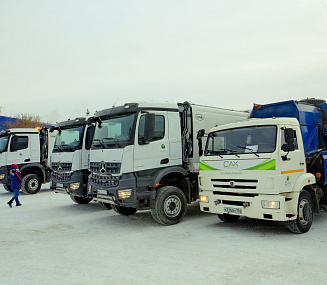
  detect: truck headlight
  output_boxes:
[261,200,280,209]
[0,174,5,180]
[118,189,132,199]
[70,182,80,190]
[200,195,209,203]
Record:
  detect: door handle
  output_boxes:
[24,159,31,162]
[160,158,169,164]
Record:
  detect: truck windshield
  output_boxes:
[204,125,277,156]
[54,125,84,152]
[92,113,135,149]
[0,135,10,153]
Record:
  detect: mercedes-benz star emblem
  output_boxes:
[100,162,106,174]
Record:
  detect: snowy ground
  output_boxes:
[1,184,327,285]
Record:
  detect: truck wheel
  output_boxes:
[98,201,112,210]
[217,214,240,223]
[21,174,41,194]
[70,195,92,204]
[112,205,137,215]
[287,190,313,234]
[150,186,187,225]
[3,184,13,192]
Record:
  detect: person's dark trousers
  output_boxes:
[10,188,20,204]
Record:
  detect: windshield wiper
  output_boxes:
[237,146,260,157]
[93,139,105,148]
[54,145,64,152]
[220,149,240,158]
[102,137,122,148]
[60,144,75,152]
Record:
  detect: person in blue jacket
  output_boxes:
[7,164,22,207]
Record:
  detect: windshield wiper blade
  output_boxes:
[103,137,122,147]
[237,146,259,157]
[93,139,105,148]
[60,144,74,151]
[220,149,240,158]
[54,145,64,152]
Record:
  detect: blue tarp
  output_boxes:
[251,100,326,156]
[0,116,18,131]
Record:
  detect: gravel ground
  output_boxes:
[1,184,327,285]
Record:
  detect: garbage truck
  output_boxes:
[199,99,327,233]
[87,101,248,225]
[50,117,111,208]
[0,128,56,194]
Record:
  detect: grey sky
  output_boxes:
[1,0,327,123]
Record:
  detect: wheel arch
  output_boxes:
[292,173,315,193]
[150,166,192,203]
[302,185,320,213]
[20,163,46,183]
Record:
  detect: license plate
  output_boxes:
[57,183,64,188]
[224,207,242,214]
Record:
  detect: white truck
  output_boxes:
[50,117,112,208]
[0,128,56,194]
[87,102,248,224]
[199,99,327,233]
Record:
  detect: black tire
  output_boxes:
[150,186,187,225]
[112,205,137,215]
[3,184,13,192]
[287,190,313,234]
[98,201,112,210]
[217,213,240,223]
[70,195,92,204]
[21,174,41,194]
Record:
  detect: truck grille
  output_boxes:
[51,171,72,182]
[90,173,119,187]
[90,162,121,175]
[51,162,72,172]
[211,178,258,190]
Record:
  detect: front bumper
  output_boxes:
[199,191,298,221]
[0,166,10,185]
[51,170,87,197]
[89,173,150,209]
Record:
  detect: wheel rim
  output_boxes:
[164,195,181,218]
[28,178,39,191]
[298,198,312,226]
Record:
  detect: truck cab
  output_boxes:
[0,128,56,194]
[50,117,99,205]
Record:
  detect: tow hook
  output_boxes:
[243,202,250,208]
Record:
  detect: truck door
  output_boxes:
[279,127,306,189]
[7,135,32,166]
[134,111,170,172]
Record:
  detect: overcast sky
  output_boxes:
[1,0,327,123]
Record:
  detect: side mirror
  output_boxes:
[85,126,95,150]
[284,128,294,144]
[282,128,295,160]
[282,143,295,152]
[197,129,206,156]
[197,129,205,139]
[11,136,19,151]
[144,113,155,143]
